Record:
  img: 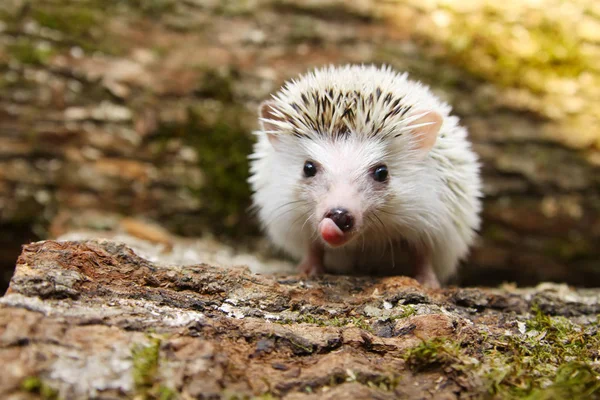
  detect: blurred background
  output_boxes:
[0,0,598,291]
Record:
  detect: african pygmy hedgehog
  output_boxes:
[248,65,481,288]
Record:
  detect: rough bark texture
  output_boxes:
[1,0,599,292]
[2,239,600,399]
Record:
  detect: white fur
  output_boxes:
[248,65,482,283]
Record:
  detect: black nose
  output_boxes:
[325,208,354,232]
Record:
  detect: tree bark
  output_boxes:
[1,240,599,399]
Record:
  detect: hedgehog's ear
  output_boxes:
[259,100,285,147]
[406,110,442,155]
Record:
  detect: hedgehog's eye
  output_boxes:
[372,165,388,182]
[303,161,317,178]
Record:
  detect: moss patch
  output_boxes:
[21,376,59,400]
[123,0,176,17]
[28,3,124,55]
[153,102,256,237]
[404,337,461,372]
[185,105,255,234]
[194,68,237,103]
[131,336,176,400]
[277,307,417,331]
[489,310,600,397]
[399,306,600,398]
[394,305,416,319]
[33,7,98,37]
[7,39,56,65]
[278,313,374,332]
[341,369,401,392]
[524,362,600,400]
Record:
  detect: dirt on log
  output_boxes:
[1,239,600,399]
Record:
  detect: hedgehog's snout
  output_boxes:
[325,208,354,232]
[314,176,363,247]
[319,207,358,247]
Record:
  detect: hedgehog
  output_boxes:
[248,65,482,288]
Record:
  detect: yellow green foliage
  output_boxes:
[381,0,600,148]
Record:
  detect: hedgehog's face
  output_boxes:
[258,100,442,249]
[292,136,392,248]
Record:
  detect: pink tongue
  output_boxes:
[319,218,346,246]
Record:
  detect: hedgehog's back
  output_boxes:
[267,65,453,140]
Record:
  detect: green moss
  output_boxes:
[348,316,372,331]
[295,314,323,325]
[0,7,20,29]
[298,369,401,396]
[340,368,401,392]
[364,374,402,392]
[188,107,254,232]
[30,5,123,54]
[288,337,314,354]
[526,304,574,339]
[33,8,98,37]
[400,308,599,397]
[153,101,256,237]
[131,336,176,400]
[132,336,161,392]
[123,0,176,17]
[156,386,177,400]
[483,306,600,398]
[196,69,236,102]
[329,317,352,328]
[278,314,373,332]
[393,305,416,319]
[8,39,55,65]
[404,337,461,372]
[525,363,600,400]
[21,376,59,400]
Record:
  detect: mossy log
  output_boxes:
[1,239,600,399]
[0,0,599,289]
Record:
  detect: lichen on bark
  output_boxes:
[1,239,599,399]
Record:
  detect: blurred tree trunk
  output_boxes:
[0,0,598,289]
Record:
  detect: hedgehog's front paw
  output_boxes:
[412,252,441,289]
[298,258,325,277]
[298,243,325,277]
[414,271,441,289]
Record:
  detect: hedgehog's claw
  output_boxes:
[415,270,441,289]
[298,242,325,277]
[298,259,325,277]
[413,251,441,289]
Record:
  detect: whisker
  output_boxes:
[301,212,315,232]
[264,199,304,221]
[285,208,312,239]
[372,212,386,231]
[278,209,312,250]
[262,202,307,230]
